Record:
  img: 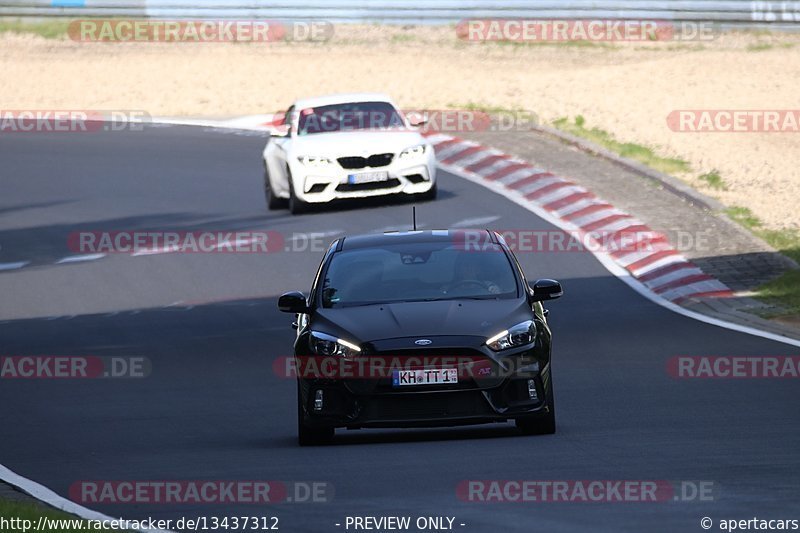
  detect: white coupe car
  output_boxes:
[262,93,437,214]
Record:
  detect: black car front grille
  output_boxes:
[335,178,400,192]
[365,345,488,361]
[338,153,394,170]
[363,390,492,420]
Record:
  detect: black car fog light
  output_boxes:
[527,379,539,401]
[314,389,324,411]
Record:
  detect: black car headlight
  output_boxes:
[309,331,361,358]
[485,320,536,351]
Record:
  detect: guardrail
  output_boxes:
[1,0,799,28]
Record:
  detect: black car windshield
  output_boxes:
[321,241,519,308]
[297,101,405,136]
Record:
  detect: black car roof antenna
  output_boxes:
[412,206,417,231]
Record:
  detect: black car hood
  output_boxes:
[312,298,532,343]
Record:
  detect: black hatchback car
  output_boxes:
[278,230,563,445]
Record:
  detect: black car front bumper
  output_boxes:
[298,361,553,429]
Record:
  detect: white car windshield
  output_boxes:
[297,101,405,136]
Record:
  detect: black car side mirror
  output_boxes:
[529,279,563,302]
[278,291,309,313]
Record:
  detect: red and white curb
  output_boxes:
[17,114,732,307]
[423,133,734,305]
[0,116,793,533]
[159,114,733,306]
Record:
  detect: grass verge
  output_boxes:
[746,42,796,52]
[0,18,70,39]
[549,115,800,318]
[698,170,727,190]
[725,206,800,315]
[483,39,616,49]
[0,498,131,532]
[449,102,526,113]
[553,116,691,175]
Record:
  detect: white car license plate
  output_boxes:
[392,368,458,387]
[347,171,389,184]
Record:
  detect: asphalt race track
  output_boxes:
[1,125,798,532]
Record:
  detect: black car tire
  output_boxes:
[264,164,287,210]
[515,382,556,435]
[297,383,334,446]
[416,182,437,202]
[288,174,308,215]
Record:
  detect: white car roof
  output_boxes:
[291,93,395,111]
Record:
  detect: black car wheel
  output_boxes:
[277,230,564,442]
[515,381,556,435]
[288,173,308,215]
[416,182,437,202]
[264,164,287,210]
[297,383,334,446]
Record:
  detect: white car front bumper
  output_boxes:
[290,151,436,204]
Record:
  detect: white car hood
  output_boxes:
[289,129,426,157]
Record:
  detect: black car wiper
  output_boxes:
[419,295,498,302]
[334,302,385,308]
[334,296,499,306]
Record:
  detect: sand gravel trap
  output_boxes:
[1,25,798,229]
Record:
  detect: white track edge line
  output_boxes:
[135,117,800,346]
[0,464,173,533]
[0,114,269,532]
[440,161,800,348]
[3,115,797,524]
[55,254,106,264]
[0,261,30,271]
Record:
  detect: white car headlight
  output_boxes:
[398,144,427,160]
[486,320,536,351]
[298,155,333,167]
[309,331,361,358]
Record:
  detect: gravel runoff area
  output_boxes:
[1,24,799,230]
